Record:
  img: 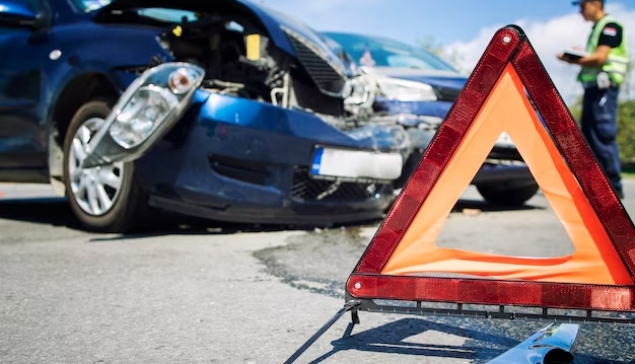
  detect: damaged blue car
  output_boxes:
[0,0,411,232]
[321,32,540,206]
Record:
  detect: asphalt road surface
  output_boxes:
[1,181,635,363]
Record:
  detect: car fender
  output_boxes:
[45,61,132,125]
[45,60,145,188]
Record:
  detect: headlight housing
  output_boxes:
[109,64,204,149]
[109,85,180,149]
[343,75,374,106]
[81,62,205,169]
[376,77,437,102]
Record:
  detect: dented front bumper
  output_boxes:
[79,63,414,224]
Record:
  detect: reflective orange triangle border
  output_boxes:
[381,63,631,285]
[346,25,635,312]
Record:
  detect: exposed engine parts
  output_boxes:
[148,11,375,129]
[157,14,289,103]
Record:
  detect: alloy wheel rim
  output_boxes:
[68,117,125,216]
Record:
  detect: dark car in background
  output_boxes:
[321,32,540,206]
[0,0,410,232]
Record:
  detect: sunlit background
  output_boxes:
[258,0,635,106]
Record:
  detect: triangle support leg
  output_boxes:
[341,306,361,338]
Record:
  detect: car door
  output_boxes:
[0,0,51,181]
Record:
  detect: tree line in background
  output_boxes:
[418,37,635,168]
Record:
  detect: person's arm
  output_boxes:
[577,45,612,67]
[567,22,623,67]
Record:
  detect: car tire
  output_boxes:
[476,184,540,207]
[62,96,150,233]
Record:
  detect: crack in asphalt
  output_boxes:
[252,227,368,299]
[253,226,635,363]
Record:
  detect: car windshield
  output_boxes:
[322,32,458,72]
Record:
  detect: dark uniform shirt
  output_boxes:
[593,17,624,48]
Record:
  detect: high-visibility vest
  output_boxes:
[577,15,630,86]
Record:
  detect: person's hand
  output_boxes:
[557,52,578,64]
[557,52,569,62]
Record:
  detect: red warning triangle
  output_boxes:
[346,25,635,312]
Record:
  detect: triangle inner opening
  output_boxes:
[436,134,575,260]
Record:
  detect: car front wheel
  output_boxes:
[476,184,540,207]
[62,96,149,232]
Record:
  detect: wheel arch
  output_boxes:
[48,72,122,195]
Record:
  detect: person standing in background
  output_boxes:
[558,0,629,199]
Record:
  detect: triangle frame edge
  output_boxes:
[343,25,635,313]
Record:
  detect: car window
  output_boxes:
[323,32,457,72]
[134,8,199,23]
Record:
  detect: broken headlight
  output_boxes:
[343,74,376,118]
[109,65,204,149]
[81,63,205,169]
[109,85,179,148]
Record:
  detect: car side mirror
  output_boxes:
[0,1,50,30]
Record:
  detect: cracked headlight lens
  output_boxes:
[107,64,204,149]
[109,85,179,149]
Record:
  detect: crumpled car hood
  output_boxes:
[94,0,353,78]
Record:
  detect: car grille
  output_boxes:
[282,27,347,95]
[209,154,270,185]
[291,167,383,202]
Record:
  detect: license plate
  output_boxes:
[311,146,403,181]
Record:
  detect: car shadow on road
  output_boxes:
[0,195,544,241]
[301,317,628,364]
[0,196,86,230]
[0,196,383,241]
[451,198,545,213]
[0,196,315,238]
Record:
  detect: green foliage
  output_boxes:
[617,100,635,164]
[620,58,635,101]
[568,98,635,165]
[569,95,583,127]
